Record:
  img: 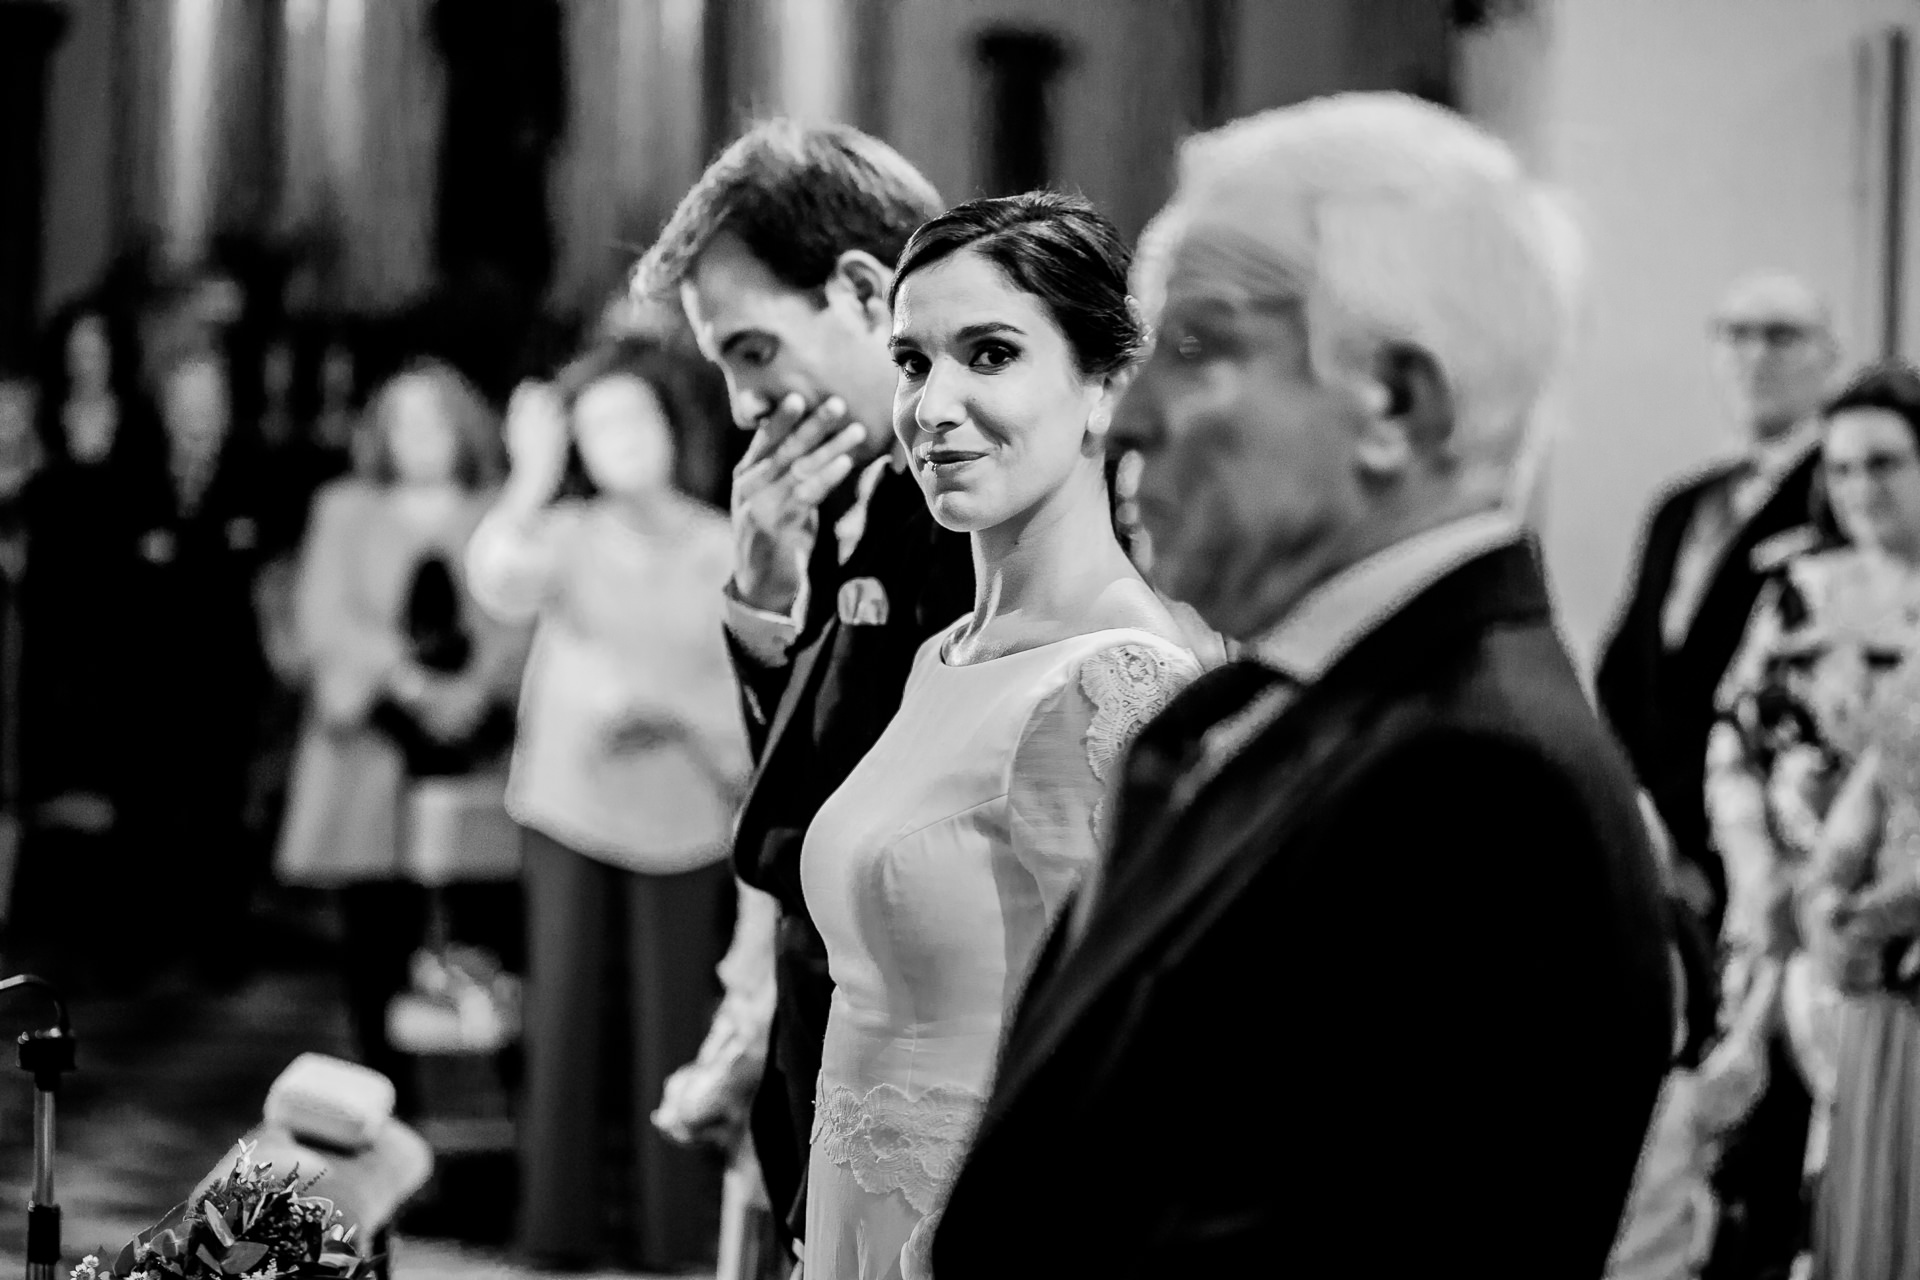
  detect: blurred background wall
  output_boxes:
[1528,0,1920,672]
[12,0,1920,665]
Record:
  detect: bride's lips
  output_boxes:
[919,448,987,472]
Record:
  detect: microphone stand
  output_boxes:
[0,976,73,1280]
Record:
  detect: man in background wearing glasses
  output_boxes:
[1596,270,1839,1280]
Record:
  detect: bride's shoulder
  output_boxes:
[1083,576,1191,650]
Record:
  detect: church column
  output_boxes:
[113,0,276,275]
[551,0,710,314]
[0,0,71,368]
[276,0,442,312]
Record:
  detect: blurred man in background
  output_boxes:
[1596,272,1840,1280]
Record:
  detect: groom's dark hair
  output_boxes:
[632,118,944,304]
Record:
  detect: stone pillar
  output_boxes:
[277,0,443,312]
[0,0,70,369]
[113,0,277,274]
[430,0,566,303]
[551,0,711,314]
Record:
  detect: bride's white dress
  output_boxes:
[800,620,1197,1279]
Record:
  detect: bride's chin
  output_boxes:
[928,495,990,534]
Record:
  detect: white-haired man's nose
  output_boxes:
[914,360,966,434]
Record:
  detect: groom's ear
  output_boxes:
[830,251,894,330]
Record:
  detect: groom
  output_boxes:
[933,95,1675,1277]
[633,120,973,1259]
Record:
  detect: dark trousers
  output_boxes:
[752,910,834,1251]
[337,879,524,1117]
[517,827,728,1271]
[1705,1031,1814,1280]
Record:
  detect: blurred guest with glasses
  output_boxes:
[1597,272,1840,1280]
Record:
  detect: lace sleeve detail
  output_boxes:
[1080,640,1199,789]
[1005,639,1199,928]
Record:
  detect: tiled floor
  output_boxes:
[0,962,705,1280]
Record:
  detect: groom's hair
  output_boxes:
[632,118,944,304]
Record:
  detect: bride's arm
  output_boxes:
[1005,640,1200,921]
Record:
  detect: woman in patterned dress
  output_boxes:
[1699,362,1920,1273]
[797,193,1200,1280]
[1790,362,1920,1280]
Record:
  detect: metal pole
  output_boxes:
[1,977,74,1280]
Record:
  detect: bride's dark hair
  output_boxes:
[891,191,1147,550]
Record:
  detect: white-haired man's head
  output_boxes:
[1112,92,1582,639]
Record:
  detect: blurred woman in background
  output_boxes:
[1789,363,1920,1280]
[276,360,527,1111]
[467,336,746,1272]
[15,302,144,981]
[1703,361,1920,1277]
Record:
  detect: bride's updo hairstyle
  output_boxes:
[890,191,1145,382]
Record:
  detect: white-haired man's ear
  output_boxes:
[1354,344,1454,477]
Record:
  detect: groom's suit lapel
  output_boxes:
[984,544,1553,1121]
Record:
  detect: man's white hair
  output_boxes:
[1137,93,1585,496]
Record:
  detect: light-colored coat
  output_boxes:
[276,480,530,885]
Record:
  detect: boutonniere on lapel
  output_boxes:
[225,516,259,551]
[140,528,176,565]
[838,576,890,626]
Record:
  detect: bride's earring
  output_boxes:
[1087,407,1111,439]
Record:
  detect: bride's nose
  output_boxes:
[914,357,966,436]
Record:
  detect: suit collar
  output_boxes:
[1248,511,1526,684]
[986,542,1554,1115]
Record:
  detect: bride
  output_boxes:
[799,192,1200,1279]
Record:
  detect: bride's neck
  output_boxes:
[967,465,1125,629]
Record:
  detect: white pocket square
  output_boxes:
[838,577,890,626]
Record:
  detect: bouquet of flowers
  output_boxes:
[69,1142,378,1280]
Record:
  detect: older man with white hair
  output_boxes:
[930,94,1674,1278]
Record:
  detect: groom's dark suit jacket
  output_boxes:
[726,461,973,1239]
[933,541,1674,1278]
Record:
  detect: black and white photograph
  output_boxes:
[0,1,1915,1278]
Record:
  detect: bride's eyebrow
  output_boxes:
[953,321,1025,342]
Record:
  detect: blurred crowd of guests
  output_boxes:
[10,123,1920,1280]
[1600,274,1920,1280]
[0,248,754,1272]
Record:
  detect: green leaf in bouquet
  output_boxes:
[217,1241,268,1275]
[204,1201,237,1249]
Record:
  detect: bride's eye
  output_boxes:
[893,350,929,380]
[971,341,1017,372]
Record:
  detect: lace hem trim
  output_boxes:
[811,1078,984,1216]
